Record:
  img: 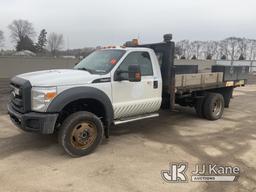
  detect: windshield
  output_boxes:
[74,49,126,74]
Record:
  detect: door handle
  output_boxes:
[153,80,158,89]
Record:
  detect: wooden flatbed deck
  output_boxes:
[175,72,245,94]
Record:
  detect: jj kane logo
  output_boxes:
[161,162,188,183]
[161,162,240,183]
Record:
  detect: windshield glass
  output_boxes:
[74,49,126,74]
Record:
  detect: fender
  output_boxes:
[47,86,114,130]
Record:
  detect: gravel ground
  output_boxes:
[0,78,9,115]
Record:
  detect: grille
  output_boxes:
[10,83,23,112]
[10,77,31,113]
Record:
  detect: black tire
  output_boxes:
[58,111,103,157]
[203,93,224,120]
[195,97,205,118]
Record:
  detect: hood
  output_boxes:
[17,69,101,86]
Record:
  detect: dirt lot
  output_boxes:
[0,77,256,192]
[0,78,10,115]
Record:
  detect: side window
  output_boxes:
[117,52,153,79]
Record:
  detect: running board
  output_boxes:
[114,113,159,125]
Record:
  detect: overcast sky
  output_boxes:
[0,0,256,49]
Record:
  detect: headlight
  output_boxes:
[31,87,57,112]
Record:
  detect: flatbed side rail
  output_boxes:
[175,72,246,94]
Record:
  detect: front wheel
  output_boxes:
[58,111,103,157]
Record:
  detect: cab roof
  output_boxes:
[100,46,152,52]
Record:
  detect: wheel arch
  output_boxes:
[47,86,114,129]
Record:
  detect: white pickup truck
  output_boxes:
[8,34,248,157]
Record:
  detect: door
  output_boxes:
[111,51,161,119]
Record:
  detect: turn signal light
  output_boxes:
[45,92,57,100]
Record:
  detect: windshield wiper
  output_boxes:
[77,67,95,74]
[95,70,106,73]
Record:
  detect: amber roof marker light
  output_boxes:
[132,39,139,45]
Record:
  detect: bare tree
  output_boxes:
[176,40,188,59]
[247,39,256,61]
[191,41,204,59]
[48,32,64,55]
[176,37,256,62]
[185,42,193,59]
[222,37,240,64]
[237,38,248,60]
[175,45,183,58]
[219,40,229,59]
[247,39,256,72]
[0,30,4,47]
[176,40,193,59]
[203,41,219,60]
[8,19,35,43]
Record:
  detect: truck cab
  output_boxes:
[8,45,165,157]
[8,34,248,157]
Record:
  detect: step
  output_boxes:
[114,113,159,125]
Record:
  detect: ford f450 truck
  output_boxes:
[8,34,248,157]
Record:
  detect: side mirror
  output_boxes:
[128,64,141,82]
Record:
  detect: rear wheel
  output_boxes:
[203,93,224,120]
[58,111,103,157]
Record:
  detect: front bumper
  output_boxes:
[7,104,58,134]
